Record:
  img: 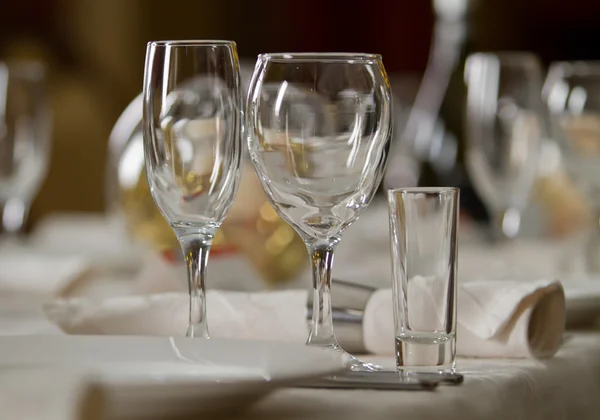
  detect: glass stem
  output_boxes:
[176,230,214,338]
[584,209,600,274]
[491,207,521,242]
[306,239,339,349]
[592,209,600,235]
[1,197,30,235]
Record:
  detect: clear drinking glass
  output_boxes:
[388,187,459,374]
[543,61,600,274]
[464,52,544,240]
[246,53,393,370]
[143,40,242,337]
[0,60,51,235]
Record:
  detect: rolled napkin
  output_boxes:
[365,279,565,358]
[45,279,566,359]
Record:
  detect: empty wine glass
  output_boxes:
[543,61,600,274]
[0,60,51,235]
[246,53,393,371]
[143,40,242,337]
[464,52,544,240]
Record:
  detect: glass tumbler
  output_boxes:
[388,187,459,374]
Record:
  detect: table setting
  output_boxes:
[3,6,600,419]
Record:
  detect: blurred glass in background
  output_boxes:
[0,60,50,235]
[544,62,600,273]
[464,52,545,241]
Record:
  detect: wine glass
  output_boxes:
[143,40,242,337]
[464,52,544,241]
[0,60,51,235]
[543,61,600,274]
[246,53,392,370]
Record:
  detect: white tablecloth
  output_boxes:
[4,209,600,419]
[240,333,600,420]
[2,295,600,420]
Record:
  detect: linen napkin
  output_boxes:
[364,278,565,358]
[0,250,90,297]
[46,279,566,359]
[30,213,144,272]
[0,369,104,420]
[0,367,266,420]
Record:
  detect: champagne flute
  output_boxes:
[543,61,600,274]
[464,52,544,241]
[0,60,51,235]
[143,40,242,337]
[246,53,392,370]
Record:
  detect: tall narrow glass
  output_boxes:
[246,53,392,371]
[143,41,242,337]
[388,187,459,374]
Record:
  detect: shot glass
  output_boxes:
[387,187,459,374]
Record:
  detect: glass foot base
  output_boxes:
[307,341,382,372]
[345,353,381,372]
[186,324,209,338]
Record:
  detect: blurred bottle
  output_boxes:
[406,0,587,238]
[402,0,488,220]
[382,83,421,190]
[107,86,307,287]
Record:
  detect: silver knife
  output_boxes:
[297,370,464,390]
[297,371,439,391]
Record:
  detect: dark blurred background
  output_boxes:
[1,0,599,226]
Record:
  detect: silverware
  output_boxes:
[338,371,464,386]
[297,373,439,391]
[407,371,464,385]
[297,370,463,390]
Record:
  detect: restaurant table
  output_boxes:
[239,333,600,420]
[3,209,600,419]
[2,295,600,420]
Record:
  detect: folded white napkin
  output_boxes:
[1,367,266,420]
[0,251,89,296]
[31,214,144,272]
[46,279,566,359]
[0,369,103,420]
[46,291,307,342]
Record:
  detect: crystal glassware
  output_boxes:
[246,53,393,371]
[544,61,600,274]
[388,187,459,374]
[464,52,544,240]
[0,60,51,235]
[143,40,242,337]
[107,91,306,287]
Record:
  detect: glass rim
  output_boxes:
[258,52,382,63]
[467,51,541,68]
[547,60,600,77]
[148,40,236,48]
[0,60,45,79]
[387,187,459,195]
